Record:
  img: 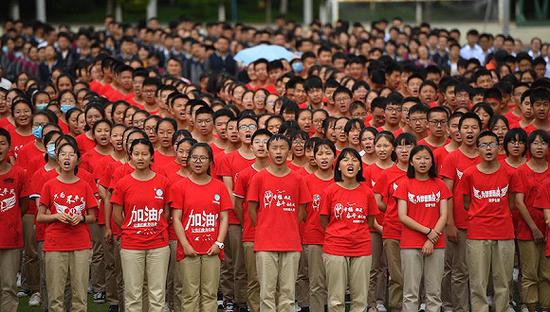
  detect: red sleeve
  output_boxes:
[319,187,331,216]
[508,170,522,193]
[298,176,312,205]
[366,187,379,216]
[39,182,51,208]
[169,181,184,210]
[373,172,388,196]
[458,170,471,196]
[440,154,455,180]
[109,179,125,206]
[219,182,233,211]
[438,178,452,199]
[99,162,113,189]
[85,183,99,210]
[246,174,260,203]
[533,179,550,210]
[393,178,408,201]
[233,170,247,198]
[217,154,232,177]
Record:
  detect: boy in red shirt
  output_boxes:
[247,134,311,312]
[525,87,550,134]
[440,112,482,312]
[418,106,450,151]
[461,131,521,312]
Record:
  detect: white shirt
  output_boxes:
[460,44,485,64]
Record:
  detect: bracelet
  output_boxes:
[426,228,432,236]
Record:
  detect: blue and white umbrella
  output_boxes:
[234,44,296,65]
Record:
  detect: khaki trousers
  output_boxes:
[323,253,372,312]
[256,251,301,312]
[167,240,183,312]
[368,232,387,307]
[296,248,309,307]
[518,240,550,310]
[44,249,91,312]
[121,246,170,312]
[22,214,39,293]
[441,229,469,312]
[401,249,445,312]
[103,235,123,307]
[90,223,105,293]
[466,239,515,312]
[37,242,48,310]
[179,254,220,312]
[383,239,403,310]
[0,249,20,312]
[303,244,326,312]
[242,242,260,312]
[220,224,247,304]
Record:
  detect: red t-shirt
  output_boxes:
[320,182,379,256]
[515,164,549,241]
[373,165,408,240]
[89,80,105,94]
[15,141,43,215]
[303,173,333,245]
[459,165,520,240]
[440,149,480,230]
[0,166,26,249]
[433,145,451,173]
[152,151,176,172]
[233,165,259,242]
[161,169,188,241]
[417,137,450,151]
[532,177,550,256]
[218,150,255,225]
[75,133,96,156]
[8,129,33,159]
[80,148,110,177]
[394,177,451,249]
[246,169,311,252]
[96,156,126,235]
[39,178,98,252]
[110,173,170,250]
[504,111,521,126]
[363,162,388,231]
[170,178,232,261]
[500,159,523,232]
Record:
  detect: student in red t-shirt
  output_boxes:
[153,118,177,167]
[75,103,105,155]
[247,134,311,312]
[289,130,309,169]
[360,127,378,166]
[299,137,321,176]
[302,139,336,311]
[534,177,550,257]
[374,132,417,312]
[418,106,450,151]
[514,130,550,311]
[319,147,379,312]
[461,131,521,312]
[440,112,482,312]
[8,99,34,158]
[36,140,98,312]
[525,87,550,134]
[396,145,450,312]
[0,129,27,311]
[489,115,510,160]
[171,143,231,311]
[433,111,463,172]
[111,138,171,312]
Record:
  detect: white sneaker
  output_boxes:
[521,307,529,312]
[487,296,494,307]
[418,303,426,311]
[513,268,520,282]
[376,303,387,312]
[28,292,41,306]
[16,273,21,288]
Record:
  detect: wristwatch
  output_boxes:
[215,241,225,249]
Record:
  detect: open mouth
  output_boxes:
[346,165,355,174]
[274,155,283,162]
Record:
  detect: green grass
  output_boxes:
[18,294,107,312]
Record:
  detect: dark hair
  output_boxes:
[528,129,550,146]
[0,128,11,147]
[175,137,197,150]
[251,128,273,142]
[458,112,482,129]
[129,138,155,162]
[155,117,177,133]
[503,128,528,156]
[407,145,437,178]
[489,114,510,130]
[374,130,395,145]
[476,130,500,146]
[313,138,336,156]
[188,142,214,175]
[394,132,417,147]
[334,148,365,182]
[267,133,291,149]
[92,119,112,139]
[56,141,81,175]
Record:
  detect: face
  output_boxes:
[94,122,111,146]
[252,134,269,158]
[268,139,290,165]
[478,135,499,161]
[214,116,230,139]
[384,104,402,126]
[294,84,307,104]
[448,117,462,143]
[476,75,493,89]
[131,143,152,170]
[195,113,214,137]
[409,112,428,134]
[428,112,448,138]
[57,77,73,92]
[110,126,124,151]
[491,119,508,145]
[144,119,158,143]
[375,136,394,161]
[411,149,432,175]
[254,63,268,81]
[242,92,254,110]
[176,142,192,166]
[132,112,147,129]
[372,107,386,127]
[529,135,549,159]
[334,119,348,144]
[57,144,78,172]
[407,78,422,97]
[334,92,351,114]
[506,136,526,158]
[157,122,175,148]
[266,118,282,135]
[86,108,103,129]
[13,103,32,127]
[459,118,481,147]
[124,108,137,126]
[238,118,258,144]
[348,124,361,146]
[395,141,413,163]
[226,121,239,143]
[419,85,436,104]
[0,135,10,162]
[338,152,361,180]
[474,108,491,129]
[361,131,375,154]
[533,100,550,121]
[291,136,306,157]
[315,145,335,170]
[297,111,312,133]
[60,93,76,106]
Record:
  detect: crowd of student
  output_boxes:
[0,14,549,312]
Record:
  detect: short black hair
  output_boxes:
[476,130,499,146]
[503,128,528,156]
[334,148,365,182]
[267,133,291,149]
[0,128,11,146]
[458,112,482,129]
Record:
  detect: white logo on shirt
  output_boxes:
[312,194,321,211]
[333,202,366,223]
[0,188,16,213]
[127,206,163,234]
[213,193,221,204]
[154,188,164,200]
[408,191,441,207]
[53,192,86,216]
[456,169,464,180]
[472,185,508,202]
[392,182,398,191]
[185,209,218,234]
[262,190,296,212]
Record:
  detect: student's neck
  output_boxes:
[479,159,500,172]
[415,172,429,181]
[176,119,188,130]
[528,157,548,171]
[506,155,525,167]
[426,135,446,147]
[112,149,126,161]
[315,168,333,180]
[377,158,394,168]
[238,144,254,158]
[96,144,113,155]
[414,131,428,141]
[58,169,78,182]
[213,137,227,148]
[339,176,359,189]
[459,144,478,157]
[189,172,211,184]
[226,142,240,152]
[0,112,9,119]
[253,157,269,170]
[362,152,378,165]
[267,163,290,176]
[132,167,154,180]
[397,161,408,171]
[304,163,317,173]
[159,146,175,155]
[383,123,400,132]
[35,140,45,150]
[335,141,347,150]
[533,118,550,128]
[292,155,307,167]
[194,132,213,143]
[0,160,11,174]
[348,143,362,151]
[17,125,32,134]
[143,102,158,112]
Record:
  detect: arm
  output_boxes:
[397,199,440,243]
[36,204,68,224]
[443,177,458,242]
[463,194,471,211]
[320,215,329,229]
[515,193,544,242]
[545,209,550,228]
[222,176,235,205]
[374,193,387,212]
[434,199,449,235]
[163,203,170,222]
[207,210,229,256]
[248,201,258,226]
[234,196,244,224]
[172,209,197,256]
[113,204,123,228]
[367,215,375,229]
[20,197,29,215]
[100,186,113,240]
[298,203,306,222]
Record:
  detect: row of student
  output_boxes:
[1,107,549,312]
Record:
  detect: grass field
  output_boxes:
[18,295,108,312]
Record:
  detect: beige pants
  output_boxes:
[90,223,105,293]
[368,232,387,307]
[167,240,183,312]
[401,249,445,312]
[179,254,221,312]
[103,235,123,307]
[296,248,309,307]
[242,242,260,312]
[323,253,372,312]
[256,251,301,312]
[220,224,247,305]
[22,214,39,293]
[441,229,469,312]
[467,239,515,312]
[303,244,326,312]
[518,240,550,310]
[0,249,20,312]
[44,249,91,312]
[383,239,403,310]
[121,246,170,312]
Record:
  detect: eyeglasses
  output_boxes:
[191,155,209,163]
[239,124,257,131]
[334,126,345,132]
[293,140,305,146]
[429,120,447,126]
[478,142,499,149]
[385,107,402,113]
[253,139,269,145]
[335,96,350,102]
[196,119,212,125]
[532,141,549,147]
[508,140,526,146]
[410,118,427,124]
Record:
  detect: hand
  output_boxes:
[427,229,440,244]
[531,227,545,243]
[69,215,82,226]
[207,244,221,256]
[55,213,70,224]
[182,243,198,257]
[104,227,113,241]
[446,224,458,243]
[422,240,434,256]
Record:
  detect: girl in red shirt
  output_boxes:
[36,140,98,312]
[8,99,34,158]
[80,119,113,176]
[514,130,550,311]
[396,145,450,312]
[320,147,379,312]
[360,127,378,165]
[289,130,309,169]
[111,138,171,312]
[75,103,105,155]
[171,143,231,311]
[153,118,177,167]
[502,128,528,232]
[0,129,27,312]
[489,115,510,160]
